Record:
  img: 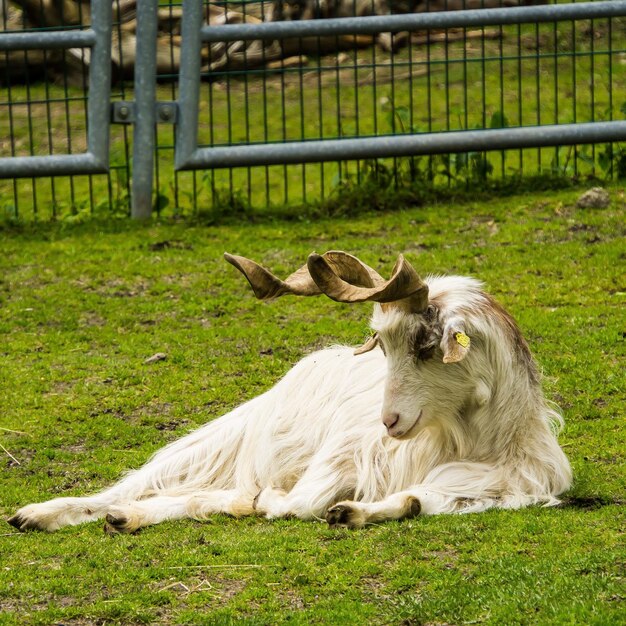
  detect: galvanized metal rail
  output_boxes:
[199,1,626,42]
[175,0,626,173]
[0,0,112,179]
[1,0,626,218]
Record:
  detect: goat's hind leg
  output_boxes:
[104,489,256,534]
[8,493,118,532]
[8,468,162,532]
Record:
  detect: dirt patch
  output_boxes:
[89,406,128,420]
[425,549,460,569]
[277,586,306,611]
[76,277,151,298]
[360,575,393,603]
[155,419,191,432]
[147,240,193,251]
[79,312,108,327]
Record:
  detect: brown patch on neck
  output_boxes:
[483,294,539,384]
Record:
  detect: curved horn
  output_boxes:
[224,253,318,299]
[308,253,429,313]
[224,251,383,300]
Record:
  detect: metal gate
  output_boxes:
[175,0,626,178]
[2,0,626,219]
[0,0,112,179]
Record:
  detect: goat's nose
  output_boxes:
[382,412,400,431]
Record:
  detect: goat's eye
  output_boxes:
[412,330,436,362]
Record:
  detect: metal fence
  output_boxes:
[1,0,626,221]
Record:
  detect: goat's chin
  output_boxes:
[389,410,423,440]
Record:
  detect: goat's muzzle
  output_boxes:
[382,412,400,432]
[384,410,423,439]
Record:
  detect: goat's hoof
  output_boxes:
[406,496,421,519]
[7,512,46,532]
[104,512,137,535]
[7,514,24,531]
[7,513,34,532]
[326,503,362,529]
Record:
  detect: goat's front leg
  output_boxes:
[326,491,423,529]
[326,462,508,528]
[325,484,500,528]
[254,483,341,521]
[254,451,354,521]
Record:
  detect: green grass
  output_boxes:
[1,187,624,624]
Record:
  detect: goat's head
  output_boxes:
[225,251,477,439]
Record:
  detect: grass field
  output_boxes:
[1,186,624,624]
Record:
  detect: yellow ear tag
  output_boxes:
[455,332,471,348]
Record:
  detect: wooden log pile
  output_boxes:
[0,0,545,84]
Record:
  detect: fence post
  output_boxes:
[175,0,203,171]
[130,0,158,219]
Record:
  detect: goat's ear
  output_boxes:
[441,319,471,364]
[354,333,379,356]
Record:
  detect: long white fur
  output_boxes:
[9,275,572,532]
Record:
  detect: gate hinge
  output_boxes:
[111,101,178,125]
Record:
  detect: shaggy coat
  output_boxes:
[8,255,572,533]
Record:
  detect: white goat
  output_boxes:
[8,251,572,533]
